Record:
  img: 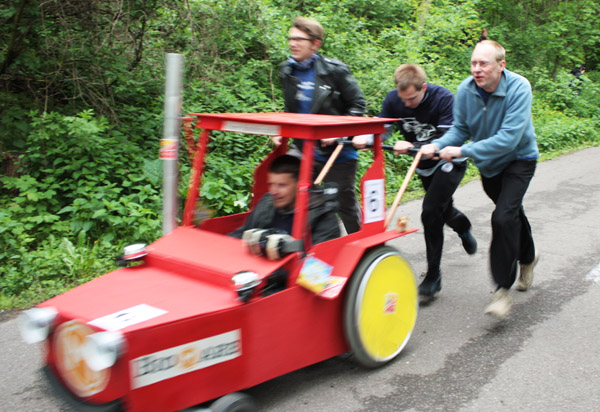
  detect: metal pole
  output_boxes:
[161,53,183,235]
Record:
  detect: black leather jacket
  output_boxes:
[279,54,365,117]
[229,193,340,246]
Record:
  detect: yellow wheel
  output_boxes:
[344,246,418,367]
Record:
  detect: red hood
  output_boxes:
[43,227,291,333]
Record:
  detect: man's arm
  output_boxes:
[430,86,471,150]
[228,208,259,239]
[436,91,454,129]
[336,65,366,117]
[228,195,273,238]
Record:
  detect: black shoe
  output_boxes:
[459,230,477,255]
[418,275,441,297]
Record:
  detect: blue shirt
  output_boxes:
[288,54,358,163]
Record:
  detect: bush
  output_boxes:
[0,110,163,301]
[0,234,116,305]
[534,109,600,154]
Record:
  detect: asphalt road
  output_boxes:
[2,146,599,412]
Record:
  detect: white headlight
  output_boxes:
[18,307,58,344]
[232,271,260,288]
[123,243,147,261]
[232,271,261,303]
[83,331,125,371]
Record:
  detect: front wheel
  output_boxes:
[343,246,418,368]
[210,392,257,412]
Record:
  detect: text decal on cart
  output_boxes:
[130,330,241,389]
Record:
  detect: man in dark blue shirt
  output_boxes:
[357,64,477,297]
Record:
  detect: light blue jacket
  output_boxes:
[432,69,538,177]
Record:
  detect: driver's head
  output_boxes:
[268,155,300,211]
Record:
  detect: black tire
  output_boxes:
[210,392,257,412]
[343,246,418,368]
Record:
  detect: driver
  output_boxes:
[229,154,341,245]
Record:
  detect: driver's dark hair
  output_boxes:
[269,154,300,180]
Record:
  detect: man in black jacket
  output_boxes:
[229,155,340,246]
[277,16,365,234]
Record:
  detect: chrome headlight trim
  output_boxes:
[83,331,126,371]
[18,307,58,344]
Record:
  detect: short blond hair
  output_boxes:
[291,17,324,42]
[475,40,505,62]
[394,64,427,91]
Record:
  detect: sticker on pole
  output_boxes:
[160,139,178,159]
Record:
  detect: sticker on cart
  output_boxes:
[88,304,167,331]
[317,276,347,300]
[383,292,399,314]
[223,120,281,136]
[296,256,334,294]
[363,179,385,223]
[131,329,241,389]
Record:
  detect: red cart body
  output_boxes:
[26,113,418,412]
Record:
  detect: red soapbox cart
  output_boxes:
[19,113,419,412]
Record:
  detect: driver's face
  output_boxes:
[268,172,297,210]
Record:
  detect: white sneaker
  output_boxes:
[485,288,512,319]
[516,252,540,291]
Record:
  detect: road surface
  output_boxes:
[1,146,599,411]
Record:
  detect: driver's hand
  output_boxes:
[271,135,283,146]
[321,137,338,146]
[420,144,439,158]
[439,146,462,161]
[393,141,414,155]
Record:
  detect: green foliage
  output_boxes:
[2,0,600,308]
[478,0,600,74]
[1,110,162,301]
[0,233,116,305]
[534,110,600,154]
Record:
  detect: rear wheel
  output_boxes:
[210,392,257,412]
[343,246,418,368]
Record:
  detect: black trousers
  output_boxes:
[313,158,361,234]
[481,159,536,289]
[420,161,472,277]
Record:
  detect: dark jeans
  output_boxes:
[481,159,536,289]
[313,159,361,234]
[420,161,472,277]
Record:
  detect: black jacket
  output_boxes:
[280,54,365,157]
[279,53,365,117]
[229,193,341,246]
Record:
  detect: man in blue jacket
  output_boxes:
[421,40,540,318]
